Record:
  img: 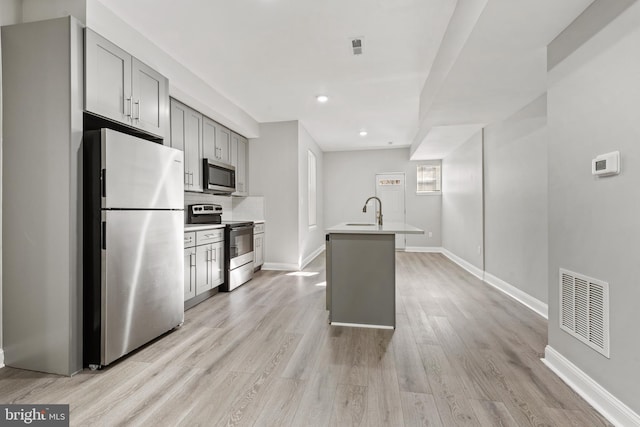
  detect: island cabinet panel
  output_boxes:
[326,233,396,328]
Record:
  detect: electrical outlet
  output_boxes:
[428,231,433,238]
[477,245,482,254]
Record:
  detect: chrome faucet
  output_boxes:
[362,196,383,226]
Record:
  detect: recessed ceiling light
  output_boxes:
[359,130,368,137]
[316,95,329,103]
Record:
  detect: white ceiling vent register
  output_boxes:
[559,269,610,358]
[350,37,364,55]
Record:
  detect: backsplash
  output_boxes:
[183,193,265,222]
[232,196,265,221]
[184,192,233,222]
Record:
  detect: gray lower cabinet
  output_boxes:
[184,232,197,300]
[85,28,168,138]
[185,229,224,303]
[254,223,265,269]
[195,242,224,295]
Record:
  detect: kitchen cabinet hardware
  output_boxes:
[125,97,132,117]
[134,99,141,120]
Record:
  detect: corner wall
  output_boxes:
[441,132,483,270]
[248,121,299,269]
[298,124,324,267]
[483,95,548,304]
[0,0,25,369]
[546,0,640,417]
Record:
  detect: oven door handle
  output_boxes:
[230,225,254,232]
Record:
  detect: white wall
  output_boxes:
[323,148,442,249]
[484,95,548,303]
[81,0,259,139]
[0,0,24,368]
[249,121,299,269]
[547,0,640,415]
[298,124,324,266]
[441,132,483,269]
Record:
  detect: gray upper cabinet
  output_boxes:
[203,116,231,164]
[216,125,231,164]
[231,132,248,196]
[202,116,218,161]
[85,29,168,138]
[170,99,202,192]
[131,58,168,137]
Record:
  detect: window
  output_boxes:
[308,150,317,226]
[416,163,441,194]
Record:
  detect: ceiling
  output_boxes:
[100,0,594,157]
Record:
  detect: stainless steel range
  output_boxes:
[221,221,255,291]
[186,204,254,291]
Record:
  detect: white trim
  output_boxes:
[301,245,325,269]
[262,262,299,271]
[440,248,484,280]
[404,246,443,253]
[331,322,394,330]
[542,345,640,427]
[484,272,548,319]
[412,247,547,320]
[0,349,4,368]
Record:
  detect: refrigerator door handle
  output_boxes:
[101,221,107,250]
[101,169,106,197]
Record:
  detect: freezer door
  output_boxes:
[102,210,184,366]
[101,128,183,209]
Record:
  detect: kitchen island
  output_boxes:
[325,222,424,329]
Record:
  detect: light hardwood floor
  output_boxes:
[0,253,612,426]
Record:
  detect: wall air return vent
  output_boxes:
[559,269,610,358]
[350,37,364,55]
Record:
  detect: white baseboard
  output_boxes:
[440,248,484,280]
[331,322,394,330]
[542,346,640,427]
[262,262,299,271]
[484,272,548,319]
[0,348,4,368]
[404,246,443,253]
[301,245,325,269]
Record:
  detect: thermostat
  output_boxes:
[592,151,620,177]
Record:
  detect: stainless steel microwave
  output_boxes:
[203,158,236,194]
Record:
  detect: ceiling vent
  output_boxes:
[559,269,610,358]
[350,37,364,55]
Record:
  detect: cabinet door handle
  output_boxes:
[212,248,216,262]
[125,97,132,118]
[190,252,196,267]
[184,236,193,243]
[133,99,140,120]
[189,172,193,185]
[185,172,189,185]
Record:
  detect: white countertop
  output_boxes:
[326,222,424,235]
[184,224,226,232]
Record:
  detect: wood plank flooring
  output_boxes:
[0,253,612,426]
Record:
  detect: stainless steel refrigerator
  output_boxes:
[84,128,184,369]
